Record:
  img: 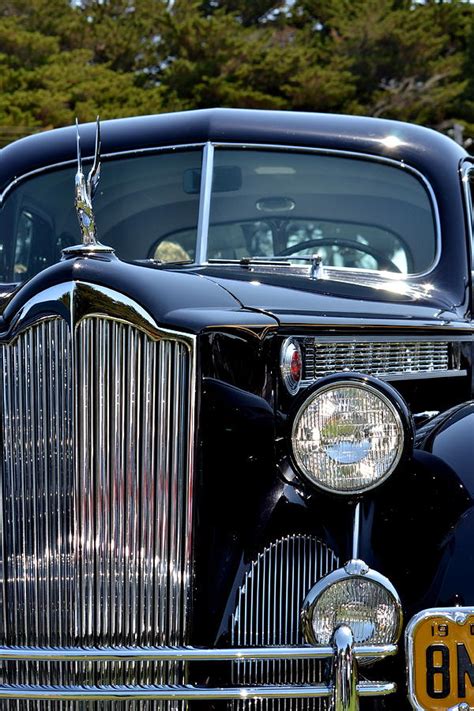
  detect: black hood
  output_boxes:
[193,264,471,331]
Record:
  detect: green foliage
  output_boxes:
[0,0,473,148]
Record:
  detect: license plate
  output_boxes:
[406,607,474,710]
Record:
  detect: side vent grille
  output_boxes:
[231,535,339,711]
[301,339,458,384]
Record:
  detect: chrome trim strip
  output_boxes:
[0,644,397,662]
[0,686,332,701]
[0,682,395,701]
[0,143,207,205]
[370,370,466,382]
[352,504,361,560]
[298,334,472,343]
[461,160,474,268]
[196,141,214,264]
[301,371,467,388]
[333,625,358,711]
[405,606,474,711]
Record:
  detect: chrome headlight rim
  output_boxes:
[289,372,413,496]
[301,558,404,650]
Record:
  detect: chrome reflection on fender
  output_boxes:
[0,282,196,709]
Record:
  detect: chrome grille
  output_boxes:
[302,339,453,382]
[0,313,194,709]
[231,535,339,711]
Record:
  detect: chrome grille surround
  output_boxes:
[231,535,339,711]
[0,282,196,709]
[300,337,463,385]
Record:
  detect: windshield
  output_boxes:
[202,149,437,274]
[0,149,202,282]
[0,146,437,282]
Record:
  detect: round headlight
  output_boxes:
[291,376,407,494]
[301,559,402,658]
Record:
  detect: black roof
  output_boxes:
[0,108,467,195]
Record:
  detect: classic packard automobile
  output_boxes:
[0,108,472,711]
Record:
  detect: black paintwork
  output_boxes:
[1,110,474,709]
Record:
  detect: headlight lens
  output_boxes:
[291,379,404,493]
[301,560,402,657]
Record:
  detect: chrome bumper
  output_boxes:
[0,628,395,708]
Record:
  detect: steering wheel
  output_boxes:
[277,237,401,273]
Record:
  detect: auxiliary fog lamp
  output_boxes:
[301,559,403,663]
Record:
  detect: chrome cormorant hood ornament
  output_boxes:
[62,117,114,257]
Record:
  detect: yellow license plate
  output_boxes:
[406,608,474,710]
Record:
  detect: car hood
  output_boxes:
[192,265,471,330]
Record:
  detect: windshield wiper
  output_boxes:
[208,254,325,278]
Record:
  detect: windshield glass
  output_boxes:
[0,149,202,282]
[0,145,437,283]
[204,149,437,274]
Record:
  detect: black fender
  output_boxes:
[416,402,474,497]
[414,402,474,607]
[425,505,474,606]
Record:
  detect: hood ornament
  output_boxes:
[62,116,114,257]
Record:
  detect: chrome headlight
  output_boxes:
[291,375,410,494]
[301,559,403,657]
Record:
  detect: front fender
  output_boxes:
[414,402,474,606]
[425,506,474,607]
[417,402,474,496]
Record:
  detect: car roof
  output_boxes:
[0,108,467,196]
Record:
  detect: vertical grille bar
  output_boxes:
[0,312,194,711]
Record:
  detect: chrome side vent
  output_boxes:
[301,339,461,384]
[231,535,339,711]
[0,308,195,710]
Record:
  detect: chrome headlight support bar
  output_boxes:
[0,642,396,703]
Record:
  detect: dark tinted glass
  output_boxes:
[207,149,437,274]
[0,150,202,282]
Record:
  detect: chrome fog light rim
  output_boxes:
[290,373,412,495]
[301,559,403,663]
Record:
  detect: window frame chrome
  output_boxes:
[460,159,474,270]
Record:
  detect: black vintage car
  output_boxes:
[0,108,472,711]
